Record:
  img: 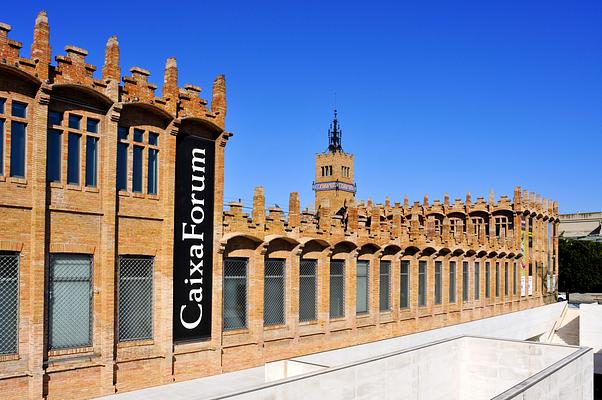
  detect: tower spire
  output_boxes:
[328,108,343,152]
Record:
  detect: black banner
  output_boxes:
[173,133,214,342]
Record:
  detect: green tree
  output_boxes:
[559,239,602,300]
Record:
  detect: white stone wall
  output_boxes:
[580,303,602,353]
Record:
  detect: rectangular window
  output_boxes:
[434,261,442,305]
[504,262,509,296]
[132,146,143,192]
[418,260,427,306]
[11,102,27,118]
[0,98,5,113]
[264,259,285,326]
[474,262,480,300]
[118,256,153,342]
[133,128,144,143]
[485,262,491,298]
[47,129,62,182]
[68,114,81,130]
[48,254,92,349]
[513,262,517,295]
[117,143,128,191]
[449,261,456,303]
[86,118,99,133]
[67,133,80,184]
[48,110,62,126]
[462,261,469,301]
[0,252,19,355]
[149,132,159,146]
[400,260,409,308]
[299,259,317,322]
[223,258,248,330]
[329,260,345,318]
[356,260,369,314]
[0,119,3,175]
[85,136,98,187]
[379,260,391,311]
[495,262,500,297]
[118,126,128,140]
[10,121,26,178]
[147,148,158,195]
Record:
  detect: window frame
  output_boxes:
[263,258,286,326]
[356,259,370,315]
[329,259,345,319]
[400,260,410,309]
[223,257,249,331]
[0,252,20,356]
[117,255,154,342]
[379,260,391,312]
[117,125,160,196]
[299,258,318,323]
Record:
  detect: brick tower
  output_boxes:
[314,110,356,213]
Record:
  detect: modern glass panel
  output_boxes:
[462,261,469,301]
[117,143,128,191]
[356,260,369,314]
[504,262,509,296]
[223,258,248,330]
[0,252,19,355]
[11,102,26,118]
[86,118,99,133]
[449,261,456,303]
[434,261,442,305]
[85,136,98,187]
[0,119,4,175]
[379,261,390,311]
[47,129,62,182]
[48,110,62,126]
[68,114,81,130]
[48,254,92,349]
[133,128,144,143]
[118,126,128,140]
[118,256,153,342]
[264,259,285,326]
[495,262,500,297]
[149,132,159,146]
[485,262,491,298]
[147,148,158,195]
[9,121,25,178]
[132,146,143,192]
[418,260,427,306]
[329,260,345,318]
[474,262,480,300]
[299,259,317,322]
[67,133,80,184]
[400,260,409,308]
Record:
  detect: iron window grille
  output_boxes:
[462,261,469,301]
[449,261,456,303]
[379,261,391,311]
[495,262,500,297]
[485,262,491,298]
[264,258,285,326]
[418,261,427,306]
[329,260,345,318]
[434,261,442,305]
[223,258,248,331]
[356,260,369,315]
[299,259,317,322]
[400,260,410,309]
[474,262,480,300]
[118,256,154,342]
[0,252,19,355]
[504,262,509,296]
[48,254,93,350]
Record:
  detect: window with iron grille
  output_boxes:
[264,258,285,326]
[495,262,500,297]
[400,260,409,308]
[299,259,317,322]
[356,260,369,314]
[379,261,391,311]
[449,261,456,303]
[0,252,19,355]
[462,261,469,301]
[504,262,509,296]
[118,256,153,342]
[513,262,517,295]
[418,260,427,306]
[434,261,442,305]
[474,262,480,300]
[48,254,92,349]
[223,258,248,331]
[485,262,491,298]
[329,260,345,318]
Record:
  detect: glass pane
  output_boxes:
[117,143,128,191]
[147,149,157,195]
[329,260,345,318]
[418,261,426,306]
[474,262,480,300]
[47,129,61,182]
[86,118,99,133]
[400,261,409,308]
[67,133,80,184]
[118,126,128,140]
[0,98,5,114]
[0,253,19,355]
[223,259,247,330]
[435,261,442,305]
[0,120,4,175]
[118,257,153,341]
[11,102,27,118]
[486,263,491,298]
[356,261,369,314]
[133,129,144,143]
[463,262,469,301]
[68,114,81,130]
[85,136,98,187]
[9,121,25,178]
[48,111,62,126]
[264,259,285,326]
[149,132,159,146]
[133,146,143,192]
[379,261,390,311]
[449,262,456,303]
[299,260,317,322]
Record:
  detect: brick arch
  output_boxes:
[179,117,222,141]
[0,64,41,97]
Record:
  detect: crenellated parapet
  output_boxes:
[0,11,226,129]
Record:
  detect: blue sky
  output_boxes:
[5,1,601,213]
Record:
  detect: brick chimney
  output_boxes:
[211,74,226,123]
[31,11,50,80]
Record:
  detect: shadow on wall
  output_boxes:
[556,316,580,346]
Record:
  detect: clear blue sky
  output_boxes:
[5,1,602,213]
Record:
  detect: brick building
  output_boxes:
[0,12,559,400]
